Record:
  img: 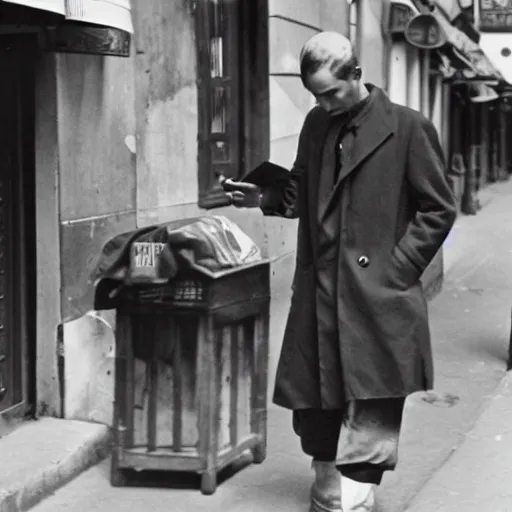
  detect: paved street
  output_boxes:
[32,180,512,512]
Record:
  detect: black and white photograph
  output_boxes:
[0,1,511,511]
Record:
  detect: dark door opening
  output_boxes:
[0,34,36,423]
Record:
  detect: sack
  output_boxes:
[126,215,262,284]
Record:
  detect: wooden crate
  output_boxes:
[110,260,270,495]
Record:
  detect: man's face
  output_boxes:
[305,65,360,116]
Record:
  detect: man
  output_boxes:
[223,32,456,512]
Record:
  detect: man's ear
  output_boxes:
[353,66,362,80]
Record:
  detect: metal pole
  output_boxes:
[461,99,478,215]
[407,46,421,111]
[441,83,451,163]
[389,41,408,106]
[421,49,431,119]
[480,103,490,186]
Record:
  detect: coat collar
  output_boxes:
[314,84,396,224]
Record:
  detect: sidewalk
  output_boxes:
[25,179,512,512]
[403,180,512,512]
[406,373,512,512]
[0,418,111,512]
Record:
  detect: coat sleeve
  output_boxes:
[397,116,457,273]
[259,111,312,218]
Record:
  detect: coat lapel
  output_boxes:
[319,88,395,224]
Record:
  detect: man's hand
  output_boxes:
[221,178,262,208]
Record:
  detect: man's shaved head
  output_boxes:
[300,31,359,86]
[298,31,367,115]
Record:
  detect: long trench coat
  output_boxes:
[261,85,457,410]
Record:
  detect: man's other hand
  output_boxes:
[221,178,262,208]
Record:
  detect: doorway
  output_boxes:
[0,34,36,424]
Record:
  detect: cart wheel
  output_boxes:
[251,442,267,464]
[201,470,217,495]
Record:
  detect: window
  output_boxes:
[195,0,270,209]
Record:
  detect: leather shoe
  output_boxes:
[310,460,342,512]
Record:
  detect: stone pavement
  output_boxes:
[29,180,512,512]
[0,418,110,512]
[406,373,512,512]
[403,180,512,512]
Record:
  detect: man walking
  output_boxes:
[223,32,456,512]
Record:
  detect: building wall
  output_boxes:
[35,53,62,416]
[358,0,390,88]
[389,41,408,105]
[54,50,137,420]
[132,0,199,228]
[57,52,137,322]
[35,46,138,416]
[47,0,351,423]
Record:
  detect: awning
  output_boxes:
[404,0,503,82]
[434,0,480,43]
[2,0,133,33]
[468,82,499,103]
[430,2,501,81]
[391,0,502,91]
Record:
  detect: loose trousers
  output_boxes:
[293,398,405,485]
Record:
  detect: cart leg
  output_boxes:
[250,313,269,465]
[197,316,219,495]
[111,310,134,488]
[251,441,267,464]
[110,453,129,487]
[201,470,217,495]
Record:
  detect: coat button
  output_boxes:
[358,255,370,268]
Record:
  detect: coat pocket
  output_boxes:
[388,245,422,290]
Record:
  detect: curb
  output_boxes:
[0,423,112,512]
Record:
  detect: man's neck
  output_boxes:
[357,83,370,103]
[343,85,371,120]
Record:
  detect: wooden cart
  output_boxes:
[110,260,270,494]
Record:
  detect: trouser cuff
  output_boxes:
[336,462,395,485]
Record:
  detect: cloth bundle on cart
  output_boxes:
[90,215,262,309]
